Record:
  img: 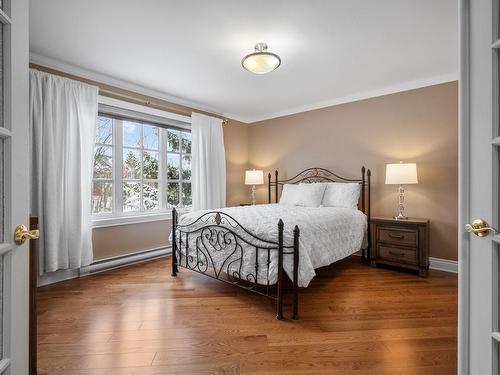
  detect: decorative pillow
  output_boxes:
[295,183,327,207]
[321,182,361,209]
[279,184,300,205]
[279,183,326,207]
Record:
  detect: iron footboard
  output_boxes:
[170,209,300,320]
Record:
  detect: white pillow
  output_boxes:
[279,183,326,207]
[279,184,300,205]
[322,182,361,209]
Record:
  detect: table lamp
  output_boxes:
[385,162,418,220]
[245,170,264,205]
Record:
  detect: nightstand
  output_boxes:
[371,217,429,277]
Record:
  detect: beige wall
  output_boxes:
[92,220,170,260]
[224,119,250,207]
[248,82,458,261]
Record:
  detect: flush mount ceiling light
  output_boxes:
[241,42,281,74]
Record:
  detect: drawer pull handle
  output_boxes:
[389,251,405,256]
[388,234,405,239]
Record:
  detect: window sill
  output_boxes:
[92,212,173,228]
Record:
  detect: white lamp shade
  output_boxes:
[385,163,418,185]
[245,170,264,185]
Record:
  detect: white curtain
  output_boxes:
[191,112,226,211]
[30,70,98,273]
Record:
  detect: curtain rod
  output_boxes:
[99,88,228,125]
[29,64,229,124]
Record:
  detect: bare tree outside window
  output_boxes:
[92,116,113,213]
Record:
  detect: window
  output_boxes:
[122,120,160,212]
[166,129,192,207]
[92,116,113,213]
[92,114,192,219]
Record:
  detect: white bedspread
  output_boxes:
[175,204,367,288]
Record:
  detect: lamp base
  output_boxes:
[393,185,408,220]
[251,185,256,205]
[393,213,408,220]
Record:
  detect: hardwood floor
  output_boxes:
[37,256,457,374]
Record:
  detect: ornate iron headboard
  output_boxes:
[267,166,372,259]
[268,167,370,213]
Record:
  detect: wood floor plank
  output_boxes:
[37,255,458,374]
[37,352,156,372]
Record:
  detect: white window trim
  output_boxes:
[92,96,192,228]
[98,95,192,124]
[92,212,173,228]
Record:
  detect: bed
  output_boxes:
[170,167,371,320]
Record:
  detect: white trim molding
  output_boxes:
[353,252,458,273]
[429,257,458,273]
[231,73,459,124]
[99,95,192,124]
[92,212,172,228]
[91,98,193,226]
[458,0,470,373]
[30,53,459,125]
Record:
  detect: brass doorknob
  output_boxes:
[14,224,39,245]
[465,219,498,237]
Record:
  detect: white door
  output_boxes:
[0,0,30,374]
[460,0,500,373]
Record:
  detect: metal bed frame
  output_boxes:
[171,167,371,320]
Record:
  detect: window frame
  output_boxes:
[92,116,114,215]
[119,119,162,213]
[92,97,192,228]
[164,129,192,209]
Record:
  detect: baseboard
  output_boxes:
[429,257,458,273]
[80,246,170,275]
[351,253,458,274]
[38,269,81,287]
[38,249,457,287]
[38,246,171,286]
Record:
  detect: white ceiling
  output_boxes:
[30,0,458,123]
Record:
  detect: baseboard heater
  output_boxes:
[81,246,171,275]
[38,246,171,286]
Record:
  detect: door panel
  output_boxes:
[463,0,499,373]
[0,0,29,374]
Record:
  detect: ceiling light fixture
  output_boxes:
[241,42,281,74]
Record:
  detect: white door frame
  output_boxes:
[458,0,499,373]
[458,0,471,373]
[7,0,30,373]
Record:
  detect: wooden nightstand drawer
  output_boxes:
[371,217,429,277]
[377,245,417,265]
[378,227,418,247]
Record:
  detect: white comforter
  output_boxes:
[175,204,367,288]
